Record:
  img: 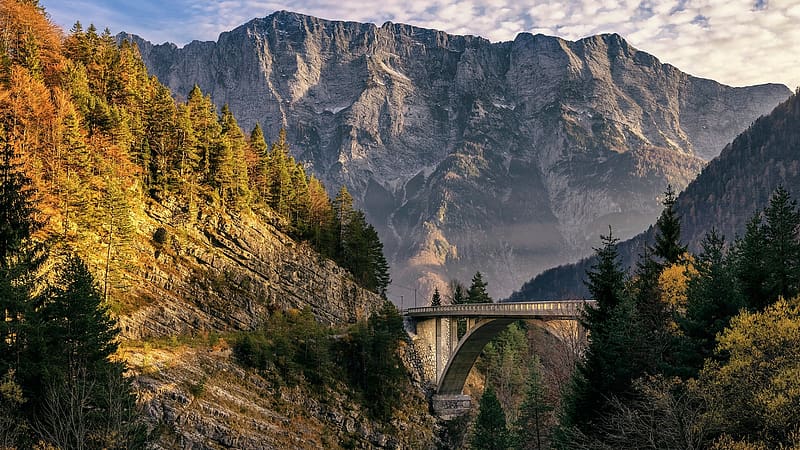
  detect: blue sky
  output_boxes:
[42,0,800,89]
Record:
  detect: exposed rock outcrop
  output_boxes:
[117,198,383,340]
[122,11,791,299]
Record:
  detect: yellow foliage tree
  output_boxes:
[658,253,697,311]
[699,297,800,447]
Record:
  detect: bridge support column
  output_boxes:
[432,394,472,420]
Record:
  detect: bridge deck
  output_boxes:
[404,300,592,320]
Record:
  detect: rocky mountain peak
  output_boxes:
[123,12,791,300]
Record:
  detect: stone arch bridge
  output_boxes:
[405,300,593,418]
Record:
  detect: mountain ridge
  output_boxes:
[121,10,791,299]
[511,91,800,300]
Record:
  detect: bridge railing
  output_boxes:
[404,300,593,318]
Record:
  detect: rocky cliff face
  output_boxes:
[113,197,441,447]
[118,199,383,340]
[123,11,791,299]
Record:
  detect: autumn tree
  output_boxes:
[698,297,800,447]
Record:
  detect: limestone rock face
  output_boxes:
[118,199,383,341]
[123,11,791,299]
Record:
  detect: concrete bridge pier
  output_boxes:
[431,394,472,419]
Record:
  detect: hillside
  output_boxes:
[511,91,800,300]
[122,10,790,299]
[0,2,438,447]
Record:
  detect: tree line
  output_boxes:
[462,185,800,449]
[0,0,389,300]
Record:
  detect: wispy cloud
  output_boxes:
[42,0,800,88]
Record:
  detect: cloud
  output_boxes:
[42,0,800,89]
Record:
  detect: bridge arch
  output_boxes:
[406,301,590,398]
[437,318,515,395]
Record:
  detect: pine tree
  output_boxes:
[653,185,687,265]
[513,357,553,450]
[471,385,511,450]
[761,186,800,304]
[677,229,744,378]
[559,229,638,439]
[431,288,442,306]
[734,214,768,309]
[0,124,42,380]
[468,271,492,303]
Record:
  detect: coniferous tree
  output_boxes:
[0,124,42,380]
[468,271,492,303]
[431,288,442,306]
[677,229,744,378]
[559,230,638,439]
[653,185,687,265]
[761,186,800,304]
[471,385,511,450]
[219,104,250,206]
[733,214,768,309]
[629,246,670,375]
[250,124,269,197]
[29,255,148,448]
[513,357,553,450]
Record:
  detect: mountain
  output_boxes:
[510,91,800,300]
[122,11,790,300]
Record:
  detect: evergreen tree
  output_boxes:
[266,129,293,215]
[468,271,492,303]
[219,107,247,204]
[513,357,553,450]
[0,124,42,381]
[431,288,442,306]
[29,255,148,448]
[250,124,269,198]
[450,280,467,304]
[677,230,744,378]
[761,186,800,304]
[471,385,511,450]
[653,185,687,265]
[629,246,670,375]
[733,214,768,309]
[559,229,639,438]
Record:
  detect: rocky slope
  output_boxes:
[511,92,800,300]
[104,196,443,447]
[122,11,791,299]
[118,199,383,340]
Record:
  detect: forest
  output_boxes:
[466,186,800,449]
[3,0,800,448]
[0,0,392,447]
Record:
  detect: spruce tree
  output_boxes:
[678,229,744,378]
[471,385,511,450]
[734,214,768,309]
[513,357,553,450]
[559,229,638,438]
[629,246,670,375]
[431,288,442,306]
[0,125,42,379]
[653,185,687,265]
[468,271,492,303]
[761,186,800,304]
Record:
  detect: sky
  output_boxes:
[42,0,800,89]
